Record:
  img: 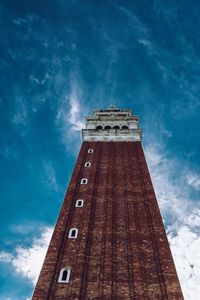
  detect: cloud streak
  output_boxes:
[67,79,85,132]
[42,161,59,192]
[56,71,88,155]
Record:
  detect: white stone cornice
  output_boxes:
[83,136,141,142]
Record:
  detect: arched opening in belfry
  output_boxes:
[122,125,128,130]
[104,125,111,130]
[96,125,103,130]
[113,125,120,130]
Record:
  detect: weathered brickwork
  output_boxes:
[32,141,184,300]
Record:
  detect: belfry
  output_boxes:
[32,107,183,299]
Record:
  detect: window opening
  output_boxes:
[85,162,91,167]
[81,178,88,184]
[122,125,129,130]
[58,268,71,283]
[75,199,84,207]
[68,228,78,238]
[62,269,68,281]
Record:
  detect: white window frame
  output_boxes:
[88,149,93,153]
[58,267,71,283]
[75,199,84,207]
[68,228,78,239]
[81,178,88,185]
[84,162,91,167]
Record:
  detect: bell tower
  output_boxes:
[32,107,183,299]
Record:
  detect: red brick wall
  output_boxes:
[32,142,183,300]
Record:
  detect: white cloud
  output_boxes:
[168,226,200,300]
[0,227,53,285]
[184,208,200,227]
[144,142,189,222]
[145,141,200,300]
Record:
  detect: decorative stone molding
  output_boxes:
[82,106,142,142]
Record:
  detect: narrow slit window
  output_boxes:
[58,268,71,283]
[88,149,93,153]
[68,228,78,239]
[75,199,84,207]
[81,178,88,184]
[85,162,91,167]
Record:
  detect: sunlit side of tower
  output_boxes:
[32,106,184,299]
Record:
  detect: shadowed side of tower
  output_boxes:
[32,107,184,300]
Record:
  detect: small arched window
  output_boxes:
[122,125,129,130]
[96,125,103,130]
[81,178,88,184]
[113,125,120,130]
[85,162,91,167]
[105,125,111,130]
[75,199,84,207]
[58,267,71,283]
[88,149,93,153]
[68,228,78,238]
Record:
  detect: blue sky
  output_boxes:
[0,0,200,299]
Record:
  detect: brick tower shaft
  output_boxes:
[32,107,183,299]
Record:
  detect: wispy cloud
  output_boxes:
[67,79,85,132]
[138,39,155,55]
[30,73,49,86]
[153,0,178,26]
[12,14,39,26]
[115,5,148,37]
[0,227,53,285]
[42,161,59,192]
[12,88,28,128]
[56,72,88,154]
[115,3,200,118]
[0,252,13,263]
[187,173,200,190]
